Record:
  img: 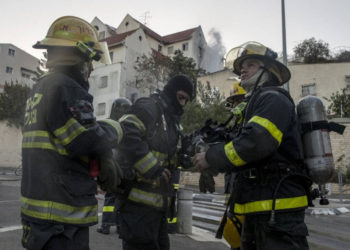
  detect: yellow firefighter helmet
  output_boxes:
[33,16,111,65]
[226,82,247,103]
[225,41,290,85]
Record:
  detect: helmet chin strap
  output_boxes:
[241,67,268,96]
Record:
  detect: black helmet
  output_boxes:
[110,97,132,121]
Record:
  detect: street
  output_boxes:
[2,171,350,250]
[0,173,229,250]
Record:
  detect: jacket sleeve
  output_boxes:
[206,90,294,171]
[45,76,111,158]
[118,98,163,179]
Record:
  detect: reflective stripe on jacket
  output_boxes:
[21,72,112,226]
[206,85,308,215]
[119,94,180,209]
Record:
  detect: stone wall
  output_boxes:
[0,121,22,167]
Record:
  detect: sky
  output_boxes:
[1,0,350,61]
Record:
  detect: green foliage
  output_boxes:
[181,81,228,134]
[0,82,31,128]
[323,88,350,117]
[333,50,350,62]
[168,50,206,87]
[134,52,171,89]
[293,37,330,63]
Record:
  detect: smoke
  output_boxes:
[201,28,226,73]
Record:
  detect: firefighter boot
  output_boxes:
[97,224,110,234]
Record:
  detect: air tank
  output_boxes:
[296,95,334,185]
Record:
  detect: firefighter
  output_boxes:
[193,42,310,249]
[224,82,247,204]
[117,75,193,250]
[97,97,132,235]
[21,16,119,249]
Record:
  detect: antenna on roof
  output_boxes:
[140,11,151,26]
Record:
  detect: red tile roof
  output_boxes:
[102,30,136,46]
[162,27,198,44]
[101,20,198,48]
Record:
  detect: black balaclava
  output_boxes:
[163,75,193,116]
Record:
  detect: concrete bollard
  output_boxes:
[177,189,193,234]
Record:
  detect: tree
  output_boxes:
[181,81,228,133]
[334,50,350,62]
[0,82,31,128]
[323,88,350,118]
[134,51,171,90]
[293,37,330,63]
[169,50,206,87]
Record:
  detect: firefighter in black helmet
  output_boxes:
[21,16,120,249]
[117,75,193,250]
[193,42,310,249]
[97,97,132,235]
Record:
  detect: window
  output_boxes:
[301,83,316,96]
[97,103,106,116]
[6,67,13,74]
[182,43,189,51]
[8,48,15,56]
[167,46,174,55]
[98,31,105,40]
[139,36,142,41]
[109,52,113,63]
[22,73,30,79]
[125,22,129,27]
[99,76,108,88]
[158,45,162,52]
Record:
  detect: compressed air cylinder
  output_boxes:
[297,96,334,184]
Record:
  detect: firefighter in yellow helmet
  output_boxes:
[193,42,311,249]
[21,16,120,249]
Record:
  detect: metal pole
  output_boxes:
[281,0,289,92]
[177,189,193,234]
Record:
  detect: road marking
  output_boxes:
[0,225,22,233]
[0,200,20,203]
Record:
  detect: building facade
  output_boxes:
[89,14,212,119]
[0,44,40,91]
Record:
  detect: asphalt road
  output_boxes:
[0,175,229,250]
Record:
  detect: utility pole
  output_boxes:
[281,0,289,92]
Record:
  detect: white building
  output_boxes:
[0,44,40,91]
[89,14,212,119]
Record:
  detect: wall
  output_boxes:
[289,62,350,107]
[0,122,22,168]
[198,69,236,100]
[0,44,39,89]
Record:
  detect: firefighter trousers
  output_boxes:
[241,210,309,250]
[119,202,169,250]
[22,220,89,250]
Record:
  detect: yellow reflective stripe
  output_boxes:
[248,116,283,145]
[173,183,179,190]
[21,196,98,224]
[233,195,308,214]
[128,188,163,208]
[54,118,86,146]
[102,206,115,212]
[224,141,246,166]
[167,217,177,223]
[100,119,123,144]
[119,114,146,136]
[22,130,68,155]
[134,152,158,174]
